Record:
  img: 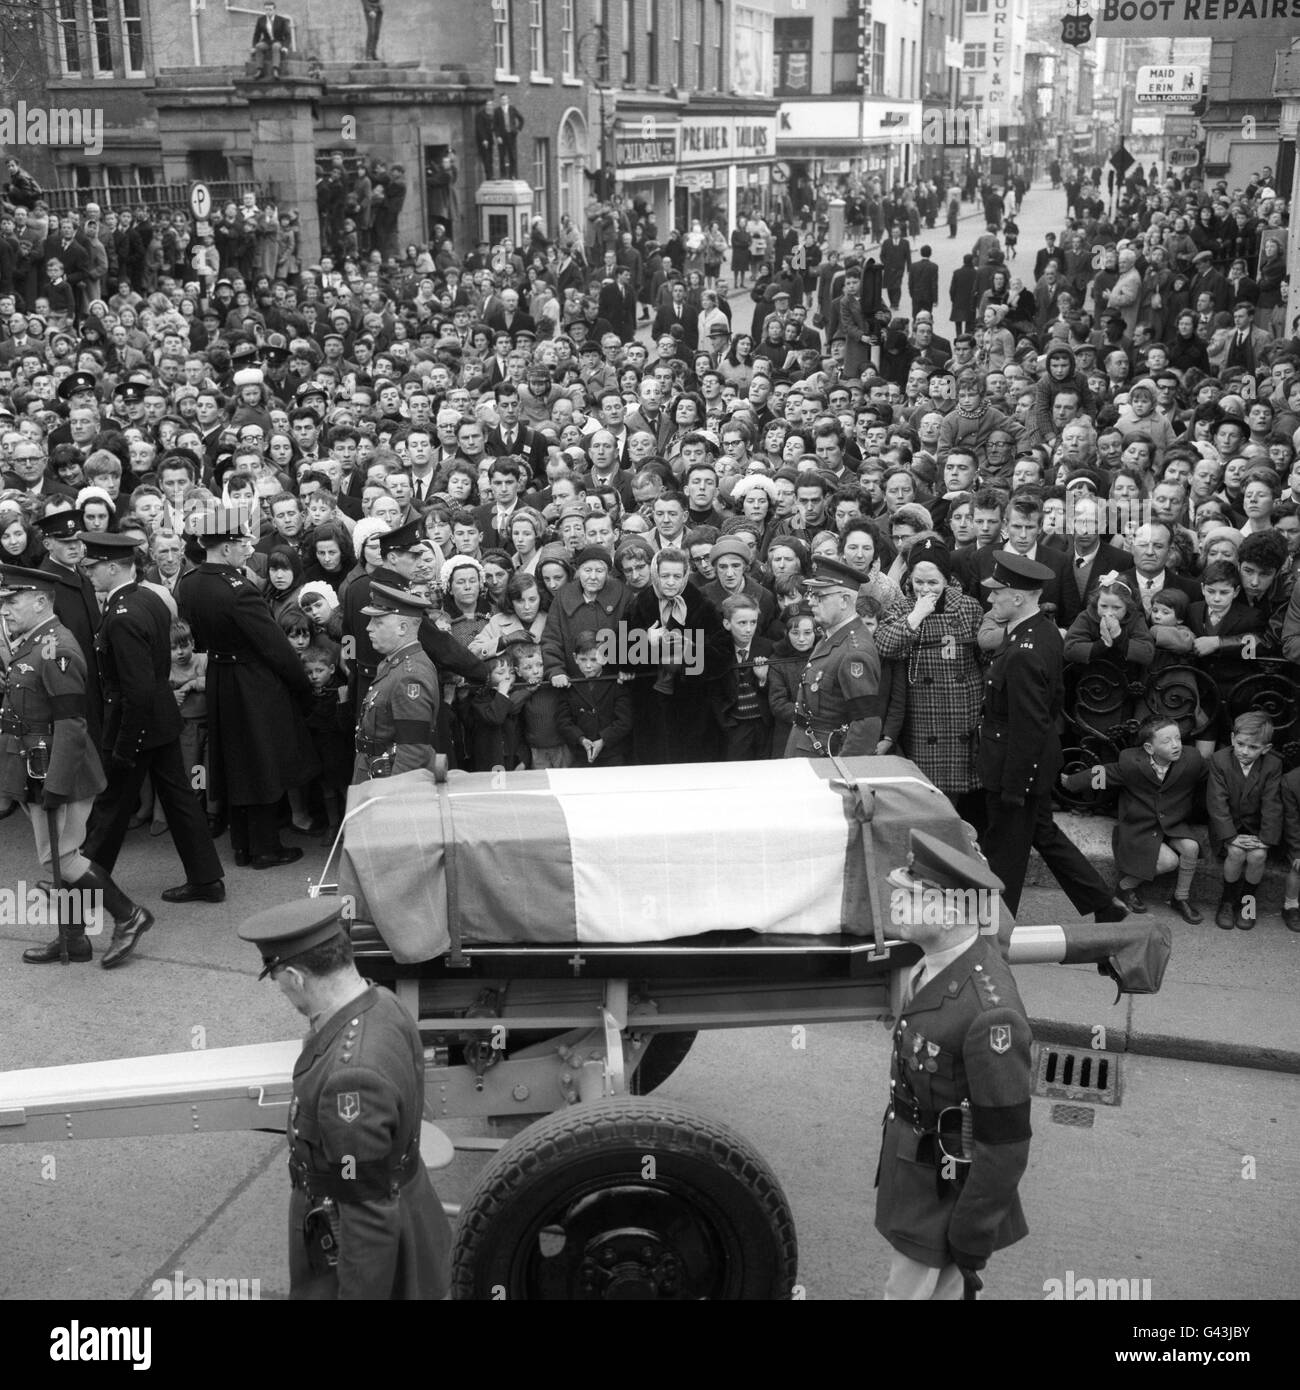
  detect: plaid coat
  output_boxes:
[874,584,984,795]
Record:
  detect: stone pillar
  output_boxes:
[234,77,325,267]
[827,197,845,251]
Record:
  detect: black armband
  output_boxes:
[970,1099,1032,1145]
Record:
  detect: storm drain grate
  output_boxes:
[1050,1104,1096,1128]
[1033,1044,1122,1106]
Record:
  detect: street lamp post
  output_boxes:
[575,27,615,200]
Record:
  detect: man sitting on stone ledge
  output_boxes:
[251,0,293,80]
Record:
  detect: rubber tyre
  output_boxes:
[628,1030,698,1095]
[451,1097,798,1300]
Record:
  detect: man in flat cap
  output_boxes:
[875,829,1032,1299]
[354,576,440,782]
[238,897,452,1299]
[177,505,317,869]
[977,551,1126,921]
[0,564,153,967]
[785,555,882,757]
[78,533,225,905]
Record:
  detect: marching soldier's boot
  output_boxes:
[75,863,155,969]
[22,925,93,965]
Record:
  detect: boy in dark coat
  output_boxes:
[556,631,633,766]
[302,642,354,831]
[708,593,774,761]
[1186,559,1268,757]
[1060,715,1205,923]
[1206,710,1284,930]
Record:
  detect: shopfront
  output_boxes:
[674,110,779,235]
[611,120,678,239]
[776,99,921,194]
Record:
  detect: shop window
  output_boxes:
[774,16,811,97]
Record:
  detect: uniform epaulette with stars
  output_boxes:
[337,1012,365,1067]
[226,575,245,589]
[972,960,1003,1009]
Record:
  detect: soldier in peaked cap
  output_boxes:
[176,503,318,869]
[77,533,225,910]
[785,555,882,757]
[977,552,1127,922]
[875,828,1032,1300]
[57,369,99,403]
[0,564,153,968]
[37,505,102,748]
[238,897,452,1300]
[354,578,440,783]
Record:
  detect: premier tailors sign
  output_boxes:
[1098,0,1300,36]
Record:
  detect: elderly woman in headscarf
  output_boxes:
[873,535,985,802]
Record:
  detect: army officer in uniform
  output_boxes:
[0,565,153,968]
[785,555,882,757]
[875,829,1032,1299]
[976,551,1125,921]
[239,897,453,1299]
[353,578,440,783]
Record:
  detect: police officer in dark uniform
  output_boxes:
[177,505,318,869]
[976,551,1126,920]
[0,564,153,967]
[238,897,453,1300]
[785,554,882,757]
[875,830,1031,1299]
[37,506,102,748]
[78,533,225,903]
[353,579,440,783]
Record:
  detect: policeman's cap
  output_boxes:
[239,897,349,980]
[361,580,434,618]
[886,829,1004,897]
[981,550,1053,591]
[0,563,58,599]
[58,369,99,401]
[376,517,422,557]
[39,507,85,541]
[804,555,863,594]
[78,532,142,564]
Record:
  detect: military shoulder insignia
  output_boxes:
[337,1091,361,1123]
[56,656,70,672]
[990,1024,1011,1054]
[849,661,863,678]
[226,576,243,589]
[407,683,421,699]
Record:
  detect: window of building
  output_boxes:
[713,0,723,90]
[493,0,515,76]
[773,16,811,96]
[899,38,906,99]
[674,0,684,86]
[532,137,550,218]
[695,0,705,89]
[965,0,988,11]
[91,0,114,75]
[871,22,886,93]
[733,5,773,96]
[963,42,987,70]
[56,0,82,75]
[529,0,546,76]
[647,0,659,85]
[830,17,857,94]
[622,0,635,84]
[561,0,576,77]
[121,0,145,76]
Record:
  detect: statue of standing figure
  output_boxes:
[361,0,383,61]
